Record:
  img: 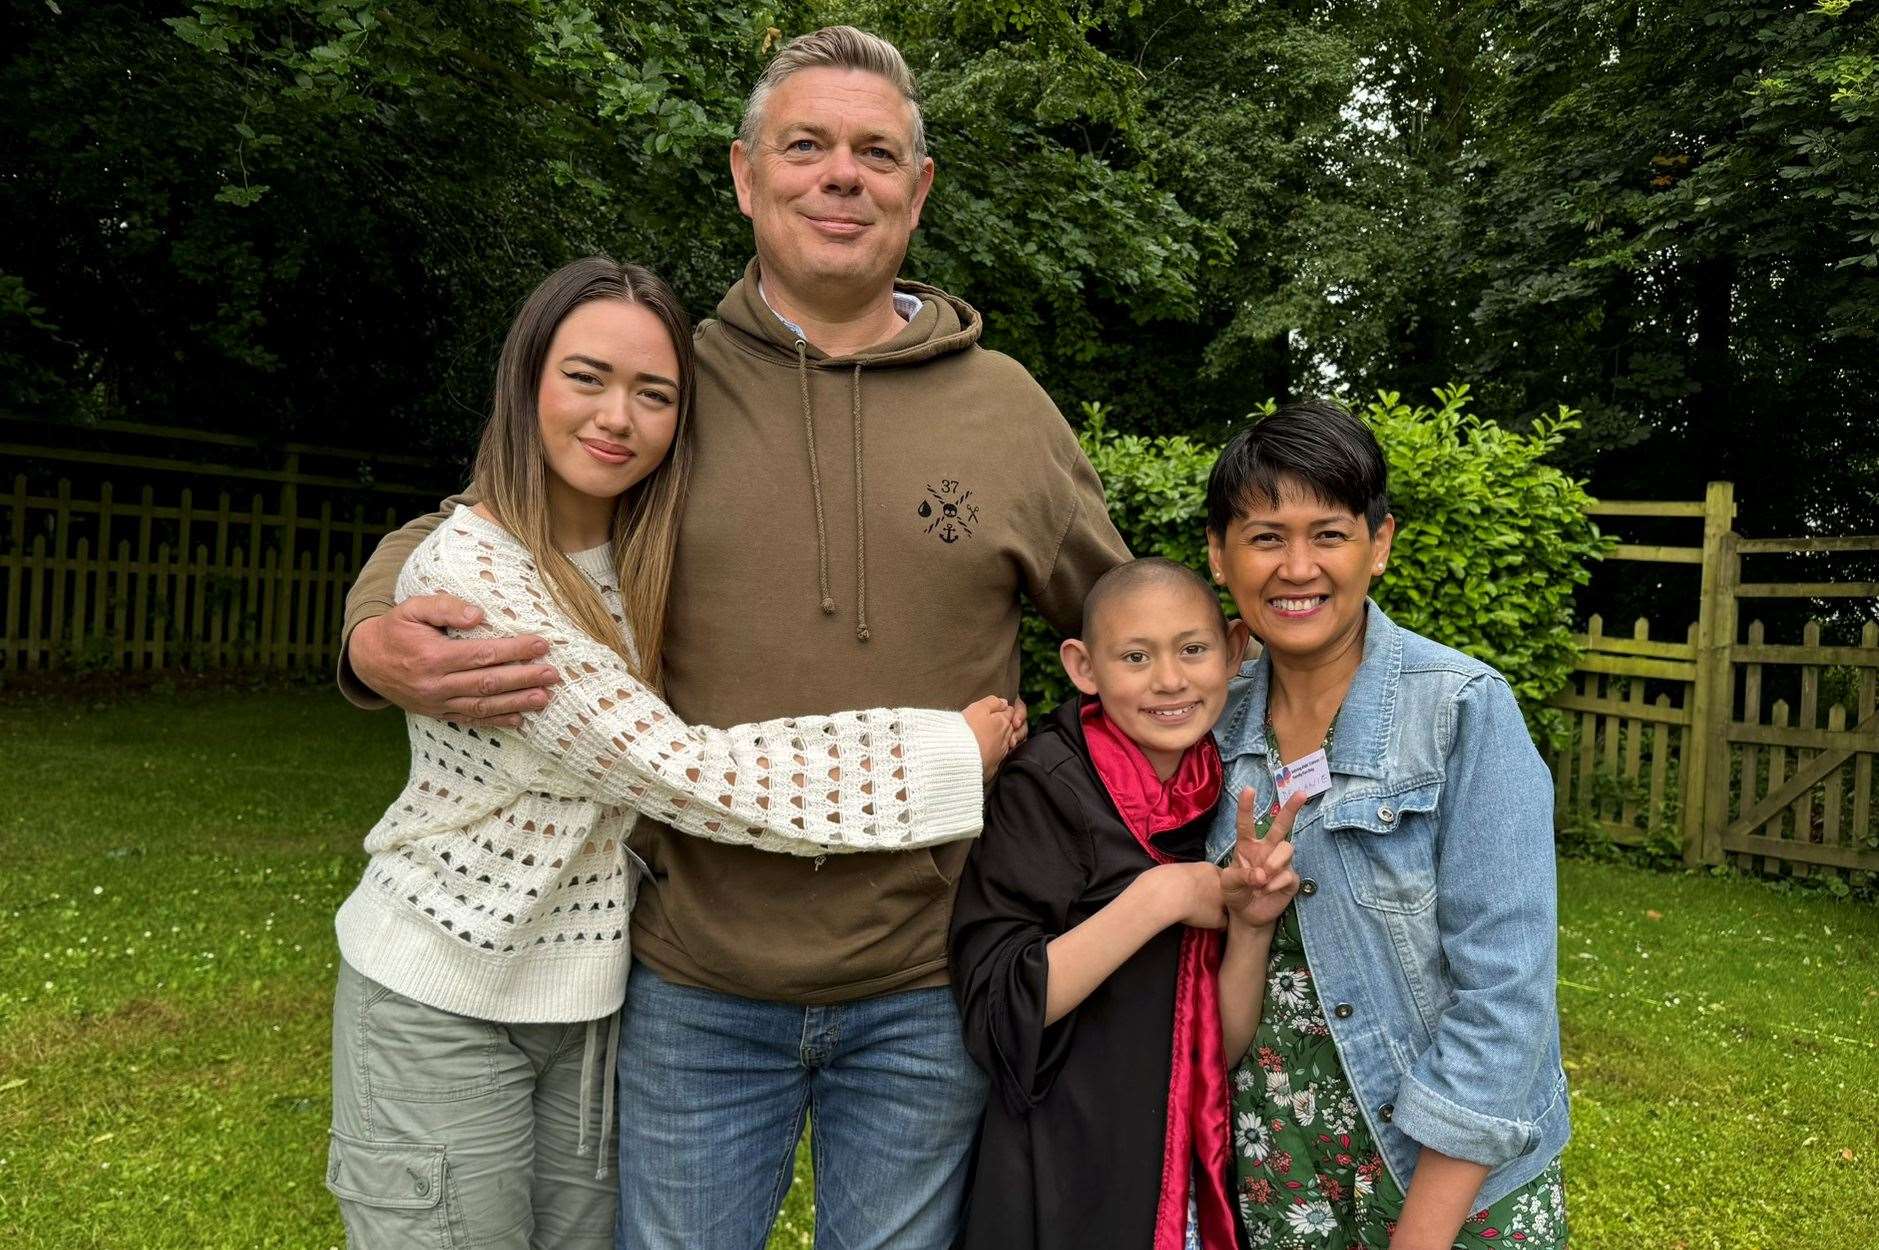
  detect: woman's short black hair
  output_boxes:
[1204,399,1390,536]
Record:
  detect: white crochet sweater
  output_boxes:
[335,506,985,1023]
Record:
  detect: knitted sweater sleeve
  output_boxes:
[409,518,987,856]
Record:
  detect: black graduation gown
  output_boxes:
[949,699,1224,1250]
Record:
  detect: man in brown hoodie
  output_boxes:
[339,26,1128,1250]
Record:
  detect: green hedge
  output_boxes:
[1021,386,1612,743]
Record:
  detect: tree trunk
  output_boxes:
[1264,329,1293,405]
[1689,251,1736,482]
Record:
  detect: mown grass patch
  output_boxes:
[1,685,1874,1247]
[1,683,399,1247]
[1553,861,1878,1246]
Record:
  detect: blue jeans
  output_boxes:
[613,962,987,1250]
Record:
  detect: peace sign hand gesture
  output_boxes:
[1220,787,1303,931]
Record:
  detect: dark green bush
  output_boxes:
[1021,387,1612,744]
[1364,386,1612,742]
[1018,402,1220,711]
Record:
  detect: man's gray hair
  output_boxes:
[739,26,926,164]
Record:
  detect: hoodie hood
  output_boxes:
[712,256,983,368]
[704,256,989,642]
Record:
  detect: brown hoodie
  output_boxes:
[340,258,1128,1003]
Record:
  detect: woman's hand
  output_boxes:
[964,696,1029,780]
[1140,861,1228,929]
[1220,788,1303,930]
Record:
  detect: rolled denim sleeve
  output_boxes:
[1392,673,1560,1168]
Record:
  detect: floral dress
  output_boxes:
[1228,771,1567,1248]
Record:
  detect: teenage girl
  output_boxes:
[323,257,1021,1249]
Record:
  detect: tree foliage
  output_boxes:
[2,0,790,447]
[4,0,1874,540]
[1452,0,1879,539]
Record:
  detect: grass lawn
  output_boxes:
[1,684,1874,1248]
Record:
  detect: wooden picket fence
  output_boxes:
[1548,613,1698,857]
[1548,482,1879,881]
[0,417,453,672]
[5,424,1874,881]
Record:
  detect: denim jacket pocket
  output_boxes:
[1325,781,1440,914]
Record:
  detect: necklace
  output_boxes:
[1263,707,1336,766]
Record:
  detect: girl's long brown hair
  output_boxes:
[472,256,696,686]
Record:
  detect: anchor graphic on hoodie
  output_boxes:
[918,479,979,543]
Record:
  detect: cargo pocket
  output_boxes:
[325,1129,458,1249]
[360,984,501,1103]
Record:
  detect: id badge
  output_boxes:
[1273,748,1332,808]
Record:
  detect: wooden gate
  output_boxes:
[1549,483,1879,881]
[1712,541,1879,876]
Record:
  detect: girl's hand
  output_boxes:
[964,696,1028,780]
[1221,788,1303,930]
[1141,861,1228,930]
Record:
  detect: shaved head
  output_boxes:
[1080,558,1226,647]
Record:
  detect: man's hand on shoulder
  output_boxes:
[347,593,560,728]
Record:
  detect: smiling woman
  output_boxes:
[528,302,681,553]
[1204,399,1395,700]
[1201,400,1572,1250]
[469,258,697,683]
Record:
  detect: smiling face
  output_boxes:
[535,298,681,546]
[1207,477,1395,667]
[1061,578,1248,779]
[729,66,934,311]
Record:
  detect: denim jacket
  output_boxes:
[1207,600,1569,1209]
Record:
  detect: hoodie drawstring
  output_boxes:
[793,339,871,642]
[795,339,837,619]
[851,364,869,643]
